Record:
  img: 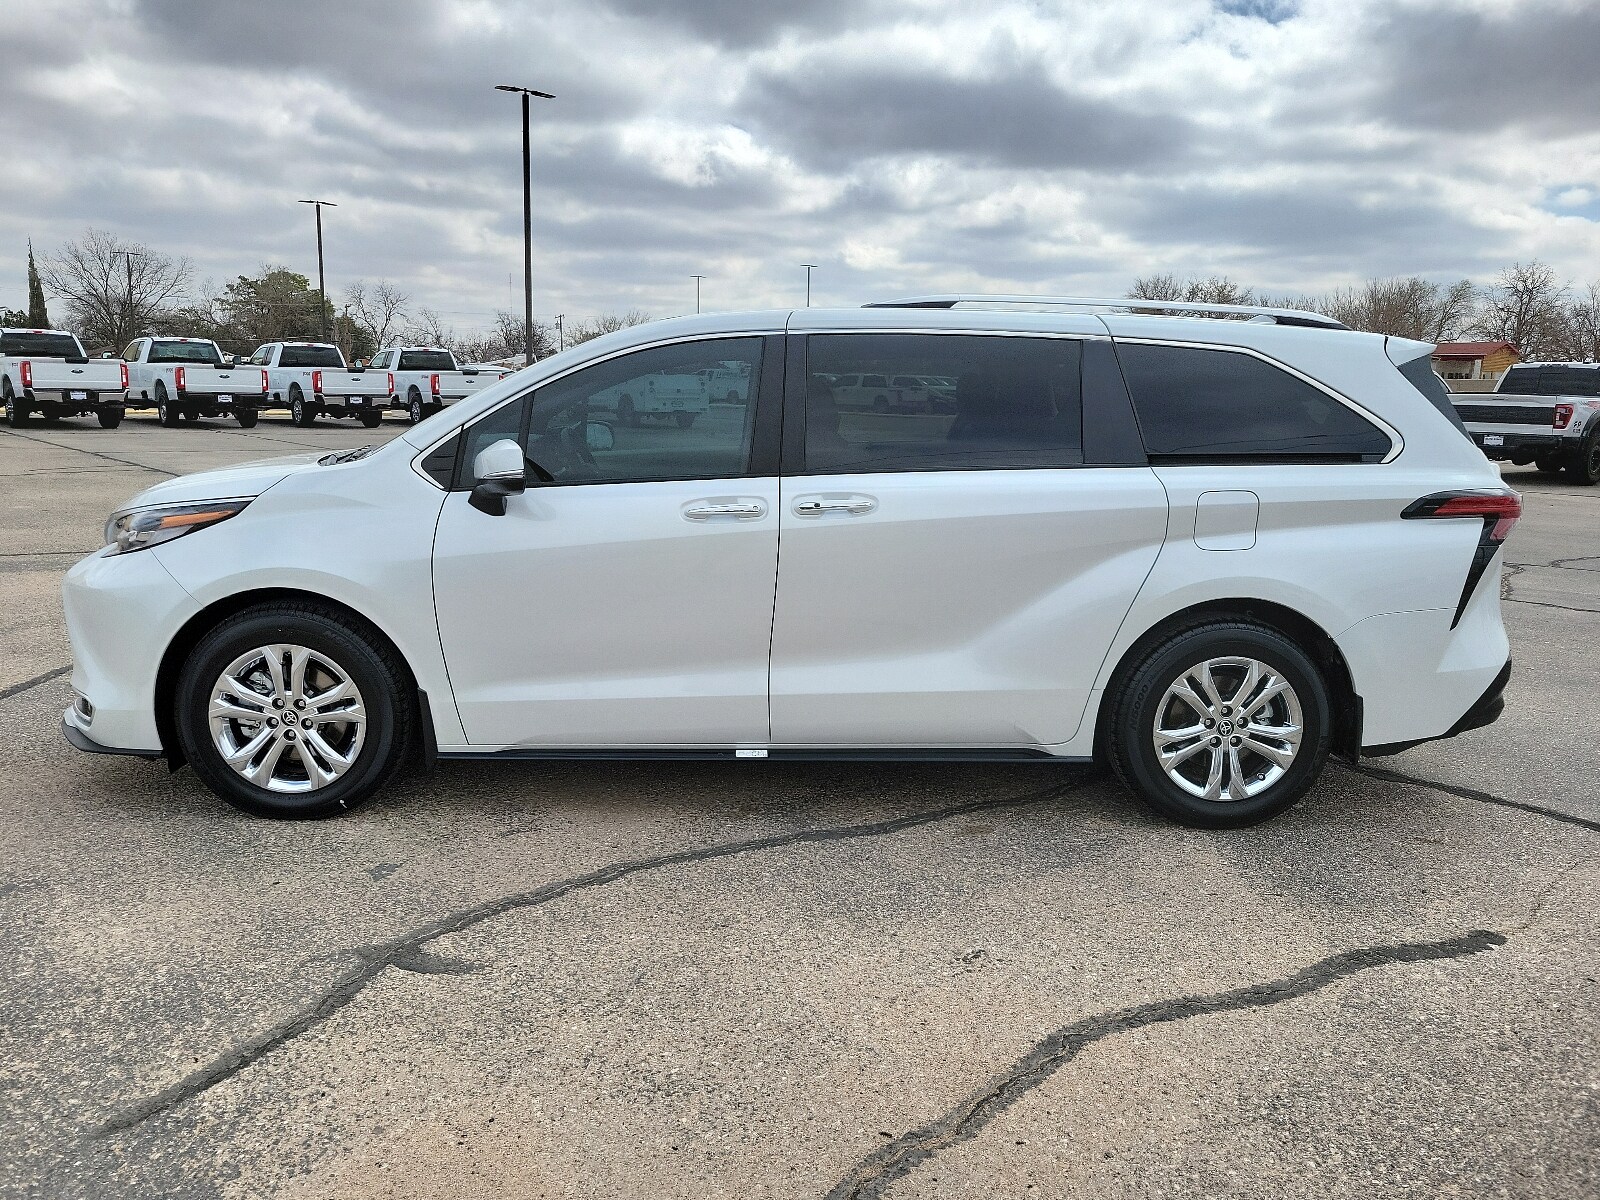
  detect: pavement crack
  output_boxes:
[0,427,178,477]
[91,775,1090,1137]
[1345,761,1600,834]
[825,930,1507,1200]
[0,665,71,703]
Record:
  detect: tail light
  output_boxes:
[1403,489,1522,627]
[260,370,269,394]
[1554,403,1573,430]
[174,366,186,390]
[387,372,395,395]
[19,361,31,389]
[119,361,129,390]
[311,370,323,394]
[430,373,441,395]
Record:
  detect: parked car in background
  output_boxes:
[63,295,1514,830]
[830,371,937,413]
[124,336,269,428]
[697,362,751,402]
[1451,361,1600,484]
[588,369,708,427]
[1,328,127,427]
[366,346,508,424]
[249,342,389,428]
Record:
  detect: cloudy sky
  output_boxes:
[3,0,1598,339]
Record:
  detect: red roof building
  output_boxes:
[1431,340,1520,381]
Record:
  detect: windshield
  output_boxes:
[1,332,83,358]
[279,346,345,368]
[398,350,456,371]
[149,340,223,366]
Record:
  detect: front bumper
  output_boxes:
[61,547,200,755]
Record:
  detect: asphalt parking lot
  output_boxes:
[1,413,1595,1199]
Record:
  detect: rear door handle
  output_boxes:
[683,500,767,521]
[792,494,877,517]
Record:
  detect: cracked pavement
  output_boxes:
[1,418,1596,1198]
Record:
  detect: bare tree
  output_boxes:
[565,309,652,346]
[1128,275,1257,305]
[1473,260,1568,360]
[345,279,410,351]
[1315,277,1478,342]
[42,228,191,351]
[400,306,454,348]
[1555,281,1600,362]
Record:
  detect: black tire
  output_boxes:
[1105,621,1332,828]
[236,409,259,429]
[1534,455,1564,475]
[3,385,26,427]
[408,389,425,424]
[359,410,383,428]
[290,389,316,428]
[618,396,638,427]
[156,383,179,427]
[97,406,124,429]
[181,410,198,423]
[674,411,695,429]
[175,602,414,818]
[1566,431,1600,485]
[872,396,889,413]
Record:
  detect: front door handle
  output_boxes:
[792,494,877,517]
[683,500,767,521]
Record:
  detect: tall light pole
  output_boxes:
[690,275,704,314]
[495,83,555,366]
[801,263,818,307]
[555,314,565,352]
[114,249,141,347]
[298,199,337,340]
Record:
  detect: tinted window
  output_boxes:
[1,332,82,358]
[462,338,762,487]
[398,350,456,372]
[1117,343,1391,461]
[149,339,223,366]
[1398,356,1471,438]
[805,334,1083,472]
[279,345,345,368]
[1502,364,1600,397]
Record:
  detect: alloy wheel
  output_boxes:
[1151,655,1303,801]
[208,644,367,793]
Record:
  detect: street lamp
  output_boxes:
[495,83,555,366]
[801,263,818,307]
[691,275,705,314]
[298,199,337,340]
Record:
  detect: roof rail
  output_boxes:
[862,294,1347,331]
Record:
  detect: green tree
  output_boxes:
[26,240,50,327]
[0,306,27,326]
[215,267,334,347]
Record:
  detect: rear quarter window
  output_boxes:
[1116,342,1392,462]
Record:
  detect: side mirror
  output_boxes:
[469,438,527,516]
[585,421,615,452]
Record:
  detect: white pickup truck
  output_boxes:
[1451,361,1600,485]
[124,336,270,428]
[588,371,709,428]
[366,345,508,424]
[249,341,390,428]
[1,328,128,428]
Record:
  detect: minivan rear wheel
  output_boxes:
[176,603,413,818]
[1106,622,1331,828]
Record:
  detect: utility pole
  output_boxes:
[691,275,705,314]
[801,263,818,307]
[555,314,565,352]
[115,250,139,346]
[298,199,337,340]
[495,83,555,366]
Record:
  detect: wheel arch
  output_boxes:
[154,587,422,769]
[1093,597,1361,763]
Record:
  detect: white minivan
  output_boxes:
[61,297,1517,827]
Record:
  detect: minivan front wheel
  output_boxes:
[1107,622,1331,828]
[176,603,413,818]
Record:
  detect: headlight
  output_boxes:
[105,500,251,555]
